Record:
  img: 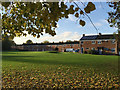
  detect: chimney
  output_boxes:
[99,33,102,36]
[83,34,85,37]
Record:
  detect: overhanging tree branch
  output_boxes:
[73,2,99,34]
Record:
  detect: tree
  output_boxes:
[2,35,16,51]
[43,40,49,44]
[26,40,33,44]
[1,1,96,39]
[55,47,58,51]
[107,2,120,55]
[66,40,72,42]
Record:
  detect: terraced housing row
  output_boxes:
[12,33,120,55]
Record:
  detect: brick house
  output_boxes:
[80,33,120,55]
[14,41,80,52]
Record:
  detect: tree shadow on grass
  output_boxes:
[2,55,118,74]
[48,51,60,54]
[2,55,80,66]
[2,56,33,58]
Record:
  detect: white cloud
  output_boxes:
[13,34,34,44]
[38,31,81,42]
[94,22,102,27]
[100,19,108,24]
[62,32,72,37]
[77,25,82,28]
[88,22,102,27]
[68,15,77,22]
[13,31,81,44]
[57,23,59,28]
[98,5,102,9]
[88,19,108,27]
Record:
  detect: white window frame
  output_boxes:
[98,41,102,44]
[111,48,115,53]
[91,48,95,50]
[81,41,83,44]
[111,40,115,44]
[105,40,108,42]
[86,48,89,50]
[92,41,95,44]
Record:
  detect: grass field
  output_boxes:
[2,51,119,88]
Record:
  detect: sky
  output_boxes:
[3,2,118,44]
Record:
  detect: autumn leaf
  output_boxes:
[87,2,96,11]
[75,13,79,18]
[80,10,84,14]
[84,2,96,13]
[9,35,14,40]
[75,8,79,11]
[2,2,10,8]
[79,20,86,26]
[37,34,40,38]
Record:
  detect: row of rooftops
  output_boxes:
[21,41,79,46]
[17,33,115,46]
[80,33,115,40]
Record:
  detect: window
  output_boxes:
[70,44,73,47]
[62,44,64,47]
[111,40,115,44]
[98,41,102,44]
[81,41,83,44]
[105,40,108,42]
[104,48,109,51]
[111,48,115,53]
[72,44,74,47]
[92,41,95,44]
[86,48,89,50]
[91,48,95,50]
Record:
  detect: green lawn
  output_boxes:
[2,51,119,88]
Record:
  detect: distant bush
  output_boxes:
[55,47,58,51]
[83,51,88,54]
[88,50,99,55]
[64,49,66,52]
[88,50,92,54]
[18,49,29,51]
[102,51,114,55]
[48,51,59,53]
[2,36,16,51]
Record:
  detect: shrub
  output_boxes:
[83,51,88,54]
[64,49,66,52]
[88,50,92,54]
[88,50,99,55]
[55,47,58,51]
[102,51,114,55]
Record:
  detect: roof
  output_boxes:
[80,34,115,40]
[22,41,79,46]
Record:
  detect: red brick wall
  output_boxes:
[80,40,116,54]
[13,43,80,52]
[56,44,80,52]
[23,45,55,51]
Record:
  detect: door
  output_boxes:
[81,48,83,53]
[98,49,102,54]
